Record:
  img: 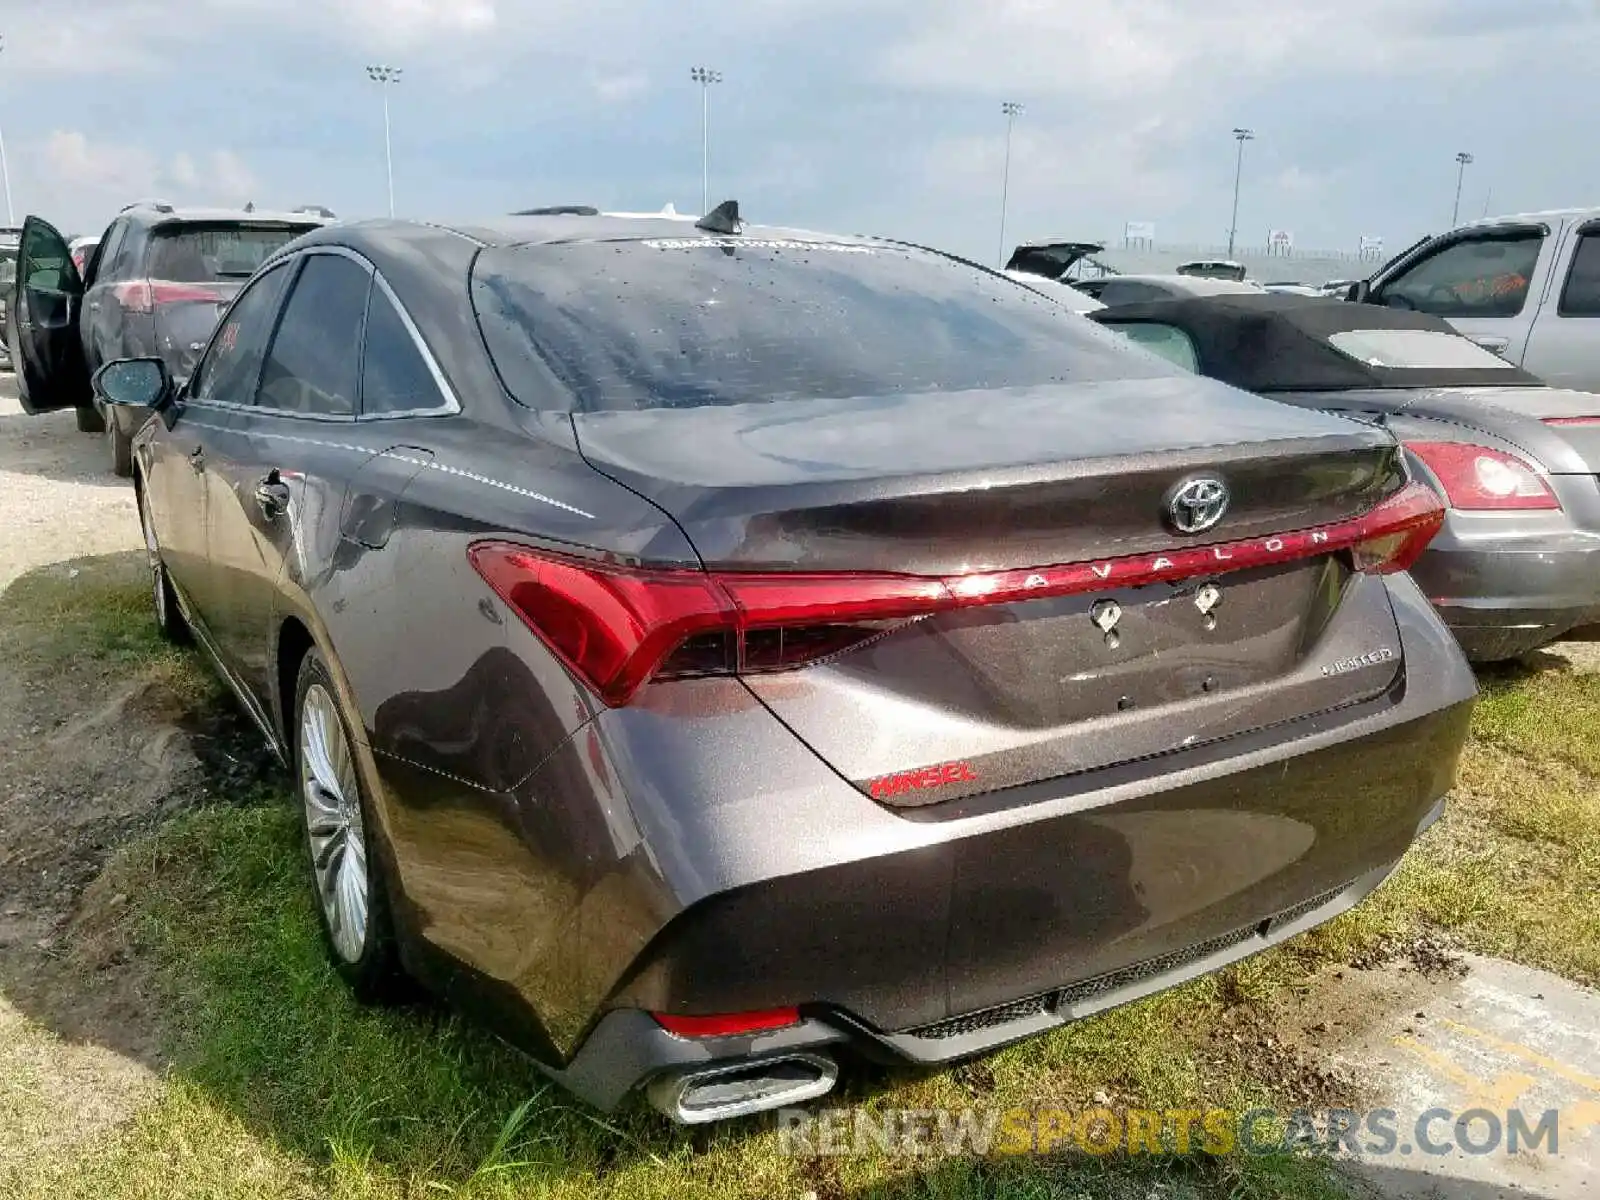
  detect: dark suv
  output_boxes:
[0,226,20,371]
[6,203,327,474]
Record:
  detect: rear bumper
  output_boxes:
[1408,522,1600,661]
[377,574,1476,1113]
[546,812,1440,1111]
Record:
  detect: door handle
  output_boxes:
[1471,335,1510,355]
[254,470,291,520]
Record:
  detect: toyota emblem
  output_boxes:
[1166,475,1230,535]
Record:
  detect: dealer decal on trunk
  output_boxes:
[866,760,979,801]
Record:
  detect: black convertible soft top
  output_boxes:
[1089,292,1543,392]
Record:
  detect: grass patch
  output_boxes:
[1237,658,1600,993]
[27,803,1354,1199]
[0,554,214,709]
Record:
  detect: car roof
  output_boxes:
[1456,206,1600,230]
[119,203,330,227]
[1108,274,1264,294]
[1090,292,1543,392]
[387,214,883,249]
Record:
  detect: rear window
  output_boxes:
[148,223,316,283]
[472,239,1169,412]
[1326,329,1517,370]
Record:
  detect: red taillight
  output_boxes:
[469,483,1445,707]
[112,280,223,315]
[1407,442,1560,512]
[1343,482,1448,574]
[466,546,729,707]
[1543,416,1600,427]
[652,1007,801,1038]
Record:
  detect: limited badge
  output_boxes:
[1321,647,1397,677]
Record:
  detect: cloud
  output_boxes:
[7,0,1600,253]
[591,71,649,104]
[879,0,1579,104]
[209,151,258,201]
[43,130,163,198]
[30,131,260,227]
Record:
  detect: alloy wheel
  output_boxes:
[299,683,369,963]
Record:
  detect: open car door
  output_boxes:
[8,216,89,414]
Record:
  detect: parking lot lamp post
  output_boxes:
[0,36,14,224]
[998,101,1023,267]
[690,67,722,216]
[1452,151,1474,226]
[1227,127,1254,258]
[366,65,403,218]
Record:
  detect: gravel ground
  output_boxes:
[0,380,141,588]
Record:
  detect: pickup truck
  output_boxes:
[1348,207,1600,392]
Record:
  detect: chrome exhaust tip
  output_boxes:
[646,1053,839,1124]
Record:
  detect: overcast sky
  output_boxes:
[3,0,1597,262]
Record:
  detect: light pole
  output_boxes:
[1227,127,1254,258]
[690,67,722,215]
[998,101,1023,267]
[366,64,403,218]
[1452,151,1474,226]
[0,36,15,225]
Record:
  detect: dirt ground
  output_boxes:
[1,377,1597,1198]
[0,388,276,1177]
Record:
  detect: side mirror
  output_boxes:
[93,357,173,411]
[1346,280,1371,304]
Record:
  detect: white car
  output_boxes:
[1003,269,1105,313]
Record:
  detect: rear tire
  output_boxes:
[75,404,107,434]
[293,649,406,1003]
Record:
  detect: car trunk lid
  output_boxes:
[572,377,1423,804]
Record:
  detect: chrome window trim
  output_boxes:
[186,257,299,407]
[202,243,461,422]
[361,267,463,419]
[249,247,370,423]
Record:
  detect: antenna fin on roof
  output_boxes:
[661,202,677,216]
[695,200,742,235]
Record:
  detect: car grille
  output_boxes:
[907,994,1055,1041]
[1267,883,1348,931]
[904,881,1355,1041]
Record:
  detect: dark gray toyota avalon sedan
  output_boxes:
[53,206,1475,1123]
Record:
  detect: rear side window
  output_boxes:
[149,223,315,283]
[1326,329,1516,370]
[190,262,293,403]
[359,285,447,415]
[472,240,1166,412]
[91,222,128,282]
[1558,232,1600,317]
[1377,232,1543,318]
[255,254,372,417]
[1110,322,1200,372]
